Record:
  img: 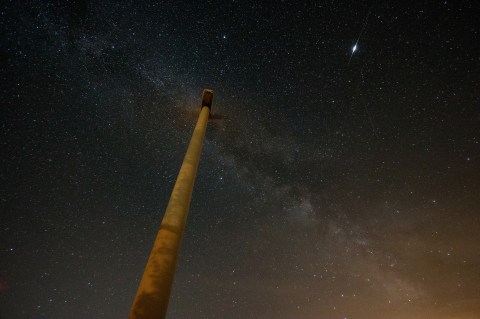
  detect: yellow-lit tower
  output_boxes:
[129,89,214,319]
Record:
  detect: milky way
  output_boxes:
[1,1,479,319]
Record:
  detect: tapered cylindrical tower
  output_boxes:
[129,89,214,319]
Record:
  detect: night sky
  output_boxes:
[1,1,480,318]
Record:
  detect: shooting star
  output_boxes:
[348,6,373,65]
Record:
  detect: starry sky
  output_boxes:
[1,1,480,318]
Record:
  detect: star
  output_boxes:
[2,1,479,319]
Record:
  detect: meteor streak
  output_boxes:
[348,5,373,65]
